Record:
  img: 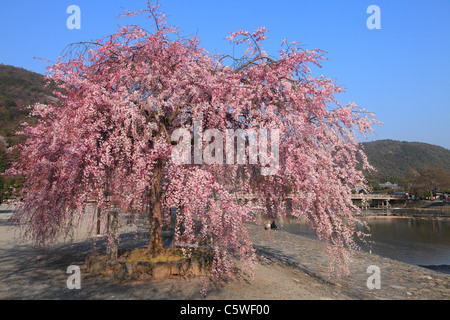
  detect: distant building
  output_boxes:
[379,182,401,190]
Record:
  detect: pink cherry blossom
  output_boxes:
[7,1,379,279]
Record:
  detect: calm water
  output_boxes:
[282,212,450,270]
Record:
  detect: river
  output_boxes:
[282,211,450,274]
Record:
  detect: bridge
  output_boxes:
[350,194,405,201]
[232,193,407,209]
[350,193,406,209]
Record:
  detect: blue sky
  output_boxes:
[1,0,449,149]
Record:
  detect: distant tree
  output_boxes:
[407,166,450,198]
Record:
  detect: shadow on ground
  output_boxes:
[0,231,211,299]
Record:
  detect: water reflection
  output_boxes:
[283,213,450,268]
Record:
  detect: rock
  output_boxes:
[116,262,138,281]
[152,262,170,280]
[136,261,152,276]
[190,259,205,276]
[116,267,127,281]
[191,256,213,277]
[170,259,189,277]
[107,260,125,271]
[90,259,107,275]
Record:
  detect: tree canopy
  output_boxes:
[7,1,378,279]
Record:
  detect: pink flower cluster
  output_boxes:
[7,1,379,278]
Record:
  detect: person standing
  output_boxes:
[270,220,278,230]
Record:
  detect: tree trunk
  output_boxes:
[96,206,101,235]
[107,208,119,259]
[148,161,164,255]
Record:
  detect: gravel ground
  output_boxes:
[0,204,448,300]
[0,222,348,300]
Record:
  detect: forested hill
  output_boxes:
[0,64,57,200]
[0,64,55,143]
[361,140,450,183]
[0,64,56,175]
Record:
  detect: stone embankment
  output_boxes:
[86,254,211,282]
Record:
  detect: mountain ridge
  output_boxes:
[360,139,450,184]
